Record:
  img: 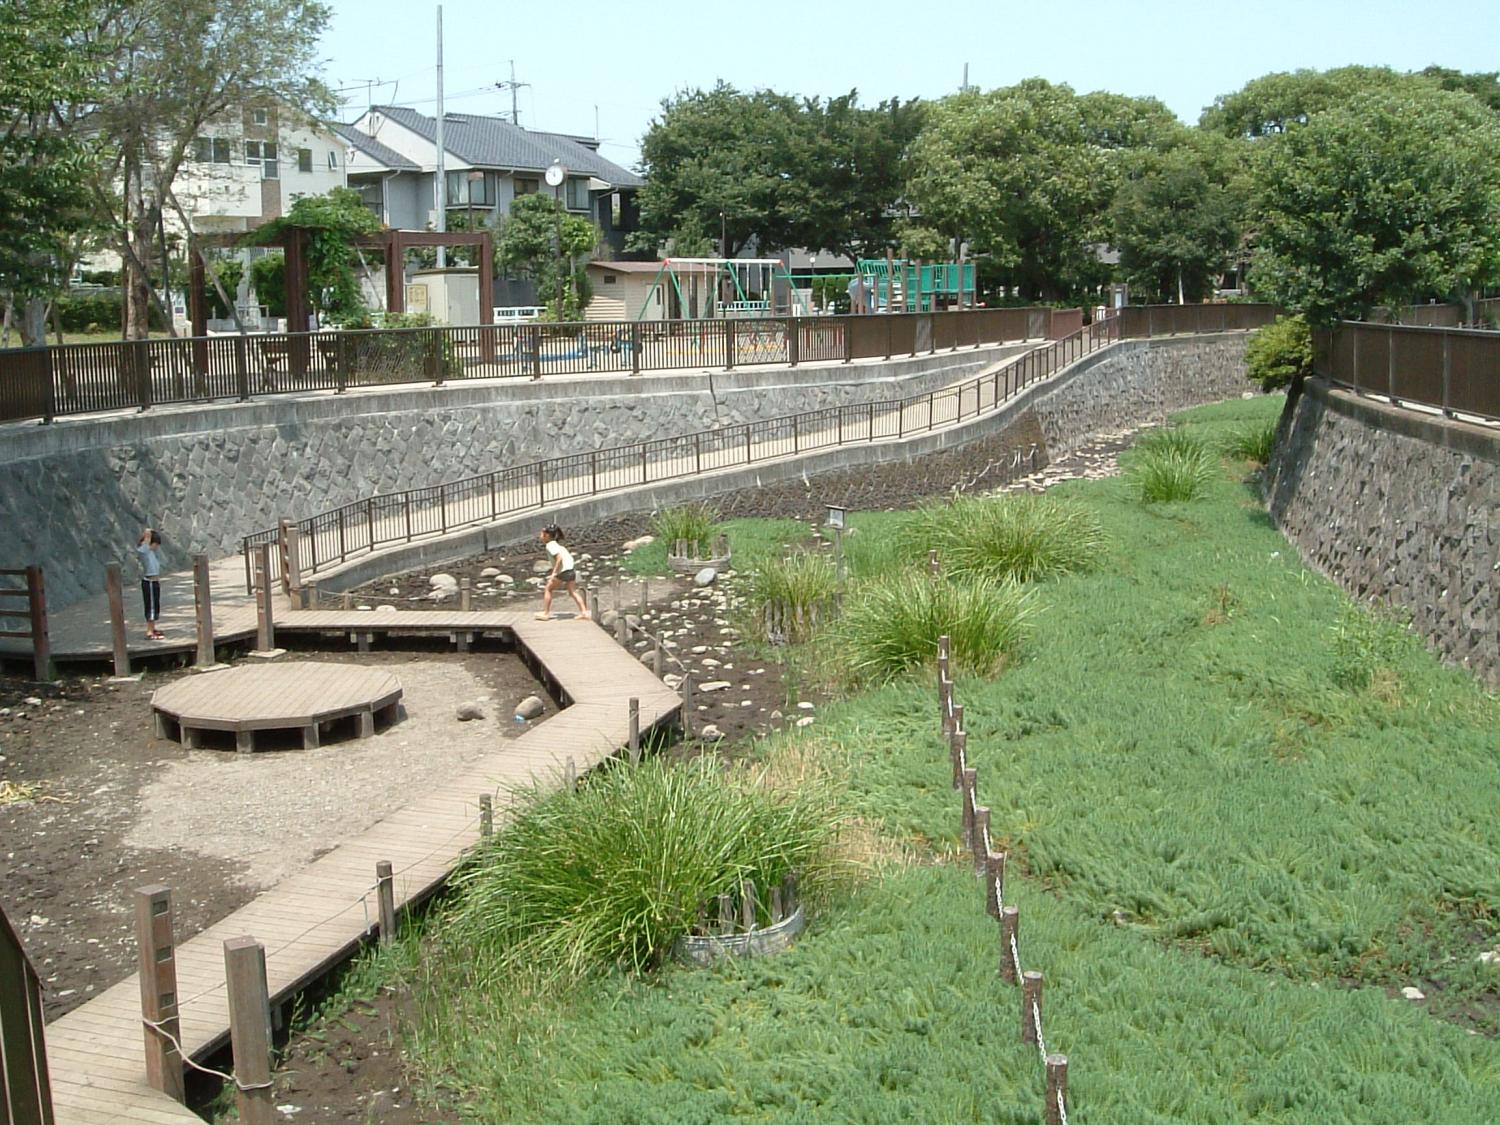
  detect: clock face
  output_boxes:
[544,164,565,187]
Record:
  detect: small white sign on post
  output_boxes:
[825,504,846,531]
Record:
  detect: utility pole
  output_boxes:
[496,60,529,126]
[434,6,446,268]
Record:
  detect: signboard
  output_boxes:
[405,284,429,313]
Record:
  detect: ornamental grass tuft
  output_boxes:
[895,494,1107,584]
[1129,431,1217,503]
[649,503,720,551]
[746,550,840,642]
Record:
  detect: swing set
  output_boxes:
[632,258,812,322]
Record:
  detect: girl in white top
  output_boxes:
[535,523,590,621]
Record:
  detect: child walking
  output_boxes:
[136,527,164,639]
[535,524,590,621]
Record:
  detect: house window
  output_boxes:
[252,108,269,126]
[245,141,278,179]
[193,136,233,164]
[297,148,313,173]
[603,274,617,285]
[565,177,590,211]
[327,150,338,171]
[513,177,539,196]
[446,171,495,207]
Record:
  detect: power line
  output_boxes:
[495,59,530,125]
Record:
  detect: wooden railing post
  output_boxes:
[135,885,185,1103]
[1022,971,1044,1045]
[254,544,275,653]
[628,697,641,764]
[223,936,274,1125]
[479,793,493,837]
[193,554,215,667]
[985,851,1006,919]
[25,566,50,683]
[682,674,694,739]
[106,563,130,677]
[1000,906,1019,983]
[787,317,800,367]
[1045,1055,1069,1125]
[972,806,990,874]
[375,860,396,945]
[459,577,472,612]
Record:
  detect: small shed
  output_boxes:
[585,261,666,322]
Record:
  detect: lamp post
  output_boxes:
[808,254,818,312]
[545,159,567,316]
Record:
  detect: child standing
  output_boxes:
[136,527,164,639]
[535,524,590,621]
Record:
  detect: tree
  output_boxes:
[906,80,1164,300]
[498,194,599,321]
[252,187,380,324]
[67,0,333,338]
[0,0,100,343]
[1199,66,1408,137]
[1247,85,1500,322]
[1110,128,1249,303]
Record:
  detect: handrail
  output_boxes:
[242,316,1136,590]
[1313,321,1500,422]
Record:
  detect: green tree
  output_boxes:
[1247,85,1500,322]
[248,252,285,317]
[252,187,380,323]
[498,194,599,321]
[1110,128,1249,303]
[0,0,101,343]
[907,80,1164,300]
[1199,65,1408,137]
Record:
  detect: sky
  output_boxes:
[320,0,1500,169]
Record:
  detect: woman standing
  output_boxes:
[136,527,164,639]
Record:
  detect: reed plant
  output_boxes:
[896,494,1107,584]
[1225,422,1278,465]
[1129,434,1217,502]
[746,550,840,642]
[650,503,720,552]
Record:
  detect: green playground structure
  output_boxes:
[632,258,812,321]
[856,259,976,312]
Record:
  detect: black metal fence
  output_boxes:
[1313,322,1500,421]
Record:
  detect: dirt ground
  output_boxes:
[1,427,1130,1121]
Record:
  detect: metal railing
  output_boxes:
[0,306,1078,426]
[243,316,1135,590]
[1313,322,1500,422]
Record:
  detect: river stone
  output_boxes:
[701,724,724,739]
[694,567,717,587]
[376,604,397,614]
[480,567,501,578]
[623,535,655,551]
[456,702,486,722]
[429,573,458,589]
[699,680,731,693]
[514,695,545,720]
[532,559,552,574]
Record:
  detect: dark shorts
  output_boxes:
[554,569,576,584]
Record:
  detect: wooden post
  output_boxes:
[639,579,648,616]
[718,893,735,934]
[615,612,628,645]
[961,767,976,844]
[254,543,274,651]
[652,645,664,677]
[223,936,274,1125]
[106,564,130,677]
[459,577,471,612]
[479,794,493,837]
[770,885,784,923]
[951,730,967,791]
[1000,906,1019,983]
[135,885,185,1103]
[628,697,640,764]
[973,807,990,873]
[681,674,693,739]
[1022,971,1043,1045]
[282,521,302,597]
[985,852,1006,918]
[928,549,940,578]
[564,756,577,791]
[1045,1055,1068,1125]
[25,565,50,683]
[193,554,214,667]
[375,860,396,945]
[741,879,757,931]
[588,588,600,622]
[939,674,952,737]
[782,870,798,915]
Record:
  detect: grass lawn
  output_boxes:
[371,395,1500,1120]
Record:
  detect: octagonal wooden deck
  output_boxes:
[41,608,681,1123]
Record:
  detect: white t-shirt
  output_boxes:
[546,540,575,571]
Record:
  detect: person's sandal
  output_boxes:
[533,613,552,621]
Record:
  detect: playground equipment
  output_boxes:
[632,258,811,321]
[857,258,976,313]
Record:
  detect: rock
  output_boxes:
[600,609,619,627]
[639,650,657,665]
[1480,950,1500,965]
[701,724,724,739]
[532,559,552,574]
[691,645,708,654]
[663,673,683,689]
[388,587,401,596]
[495,573,516,586]
[694,567,718,587]
[480,567,501,578]
[699,680,731,693]
[428,589,452,602]
[514,695,546,721]
[702,657,721,668]
[456,702,486,722]
[770,709,783,721]
[356,604,373,611]
[622,535,655,552]
[796,716,815,728]
[23,697,41,707]
[797,701,815,710]
[376,604,397,614]
[1400,986,1425,1001]
[429,573,458,589]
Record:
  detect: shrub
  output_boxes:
[836,571,1035,684]
[1226,422,1277,464]
[650,504,720,552]
[1130,442,1217,503]
[1246,314,1312,392]
[897,494,1107,584]
[1330,601,1414,693]
[747,550,839,642]
[440,756,840,982]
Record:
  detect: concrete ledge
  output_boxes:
[1308,378,1500,463]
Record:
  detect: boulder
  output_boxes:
[456,702,486,722]
[429,573,458,589]
[532,559,552,575]
[700,724,724,740]
[514,695,546,721]
[495,573,516,586]
[694,568,718,587]
[480,567,502,578]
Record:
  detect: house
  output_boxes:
[584,261,668,321]
[339,105,643,306]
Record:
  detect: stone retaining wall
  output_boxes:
[1268,378,1499,688]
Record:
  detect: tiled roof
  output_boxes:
[332,123,420,171]
[366,106,642,188]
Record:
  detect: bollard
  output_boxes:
[302,578,319,610]
[193,553,214,667]
[375,860,396,945]
[479,794,493,837]
[1000,906,1019,983]
[459,577,472,612]
[770,885,784,923]
[972,807,991,874]
[985,852,1007,918]
[628,697,640,763]
[135,885,185,1102]
[1022,971,1044,1045]
[223,936,274,1125]
[106,564,130,677]
[1045,1055,1069,1125]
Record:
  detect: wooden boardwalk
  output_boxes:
[40,609,680,1123]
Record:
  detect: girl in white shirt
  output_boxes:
[535,524,590,621]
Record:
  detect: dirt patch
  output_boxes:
[0,647,548,1020]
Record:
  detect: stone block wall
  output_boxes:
[1268,378,1499,688]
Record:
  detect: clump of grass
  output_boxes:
[649,503,720,551]
[746,550,839,642]
[896,494,1107,584]
[1330,601,1415,696]
[836,571,1035,683]
[439,757,840,983]
[1129,436,1217,503]
[1225,422,1277,465]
